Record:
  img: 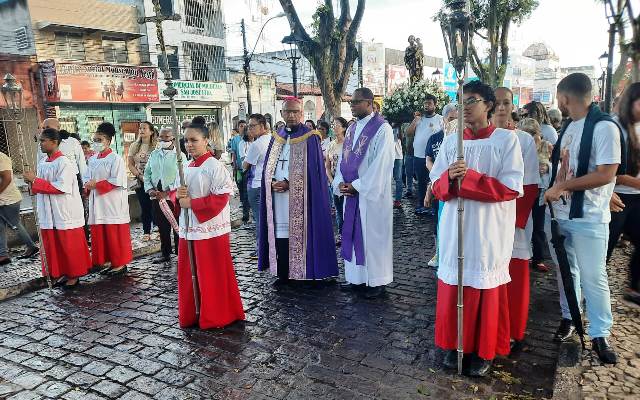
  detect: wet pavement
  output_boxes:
[0,198,567,399]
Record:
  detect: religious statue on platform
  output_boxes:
[404,35,424,85]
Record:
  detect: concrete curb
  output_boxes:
[551,340,583,400]
[0,216,244,302]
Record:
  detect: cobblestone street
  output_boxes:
[0,199,568,400]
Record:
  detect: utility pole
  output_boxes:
[292,57,298,98]
[241,19,253,115]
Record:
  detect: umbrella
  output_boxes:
[547,202,586,349]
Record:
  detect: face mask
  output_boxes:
[92,142,105,153]
[160,140,173,150]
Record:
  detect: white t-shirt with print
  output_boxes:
[550,119,621,223]
[413,114,444,158]
[244,134,271,189]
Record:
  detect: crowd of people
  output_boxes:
[0,71,638,379]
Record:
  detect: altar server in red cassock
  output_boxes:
[176,124,245,329]
[430,81,524,377]
[493,88,541,351]
[84,122,133,276]
[23,128,91,290]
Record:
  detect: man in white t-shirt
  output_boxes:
[544,72,621,364]
[406,95,444,214]
[244,114,271,259]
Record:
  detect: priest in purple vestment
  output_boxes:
[258,97,339,282]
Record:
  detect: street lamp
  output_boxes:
[598,52,608,103]
[282,32,304,98]
[439,0,472,376]
[432,68,442,76]
[242,12,286,114]
[1,73,24,121]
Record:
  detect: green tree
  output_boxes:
[279,0,365,120]
[436,0,539,87]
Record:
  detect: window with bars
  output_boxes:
[54,32,85,60]
[103,37,129,64]
[182,0,224,38]
[157,45,180,79]
[182,42,226,82]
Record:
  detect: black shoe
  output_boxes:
[554,318,575,342]
[18,247,39,259]
[272,278,290,287]
[60,279,80,291]
[108,266,128,276]
[510,340,525,353]
[98,266,112,275]
[467,356,492,377]
[623,291,640,306]
[340,282,355,290]
[52,277,68,288]
[152,255,170,264]
[592,337,617,364]
[362,286,385,299]
[442,350,458,370]
[0,257,11,266]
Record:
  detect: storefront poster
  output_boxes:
[40,61,159,103]
[151,108,221,130]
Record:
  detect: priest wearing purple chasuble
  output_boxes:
[258,97,339,282]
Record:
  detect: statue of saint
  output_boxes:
[405,35,424,85]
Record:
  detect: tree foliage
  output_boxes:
[279,0,365,119]
[602,0,640,86]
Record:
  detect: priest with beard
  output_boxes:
[258,97,338,283]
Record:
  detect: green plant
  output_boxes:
[381,79,450,123]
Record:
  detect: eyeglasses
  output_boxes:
[248,123,261,128]
[281,109,301,115]
[463,97,485,107]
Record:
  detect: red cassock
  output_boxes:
[32,178,91,279]
[177,192,245,329]
[89,179,132,268]
[432,125,521,360]
[508,184,539,341]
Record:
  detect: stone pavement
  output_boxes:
[0,198,244,302]
[0,199,567,400]
[558,244,640,400]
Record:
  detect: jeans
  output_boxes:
[392,159,403,201]
[607,193,640,291]
[237,172,250,222]
[0,201,36,257]
[135,186,153,234]
[413,157,429,208]
[404,155,415,195]
[247,186,261,243]
[151,199,178,257]
[545,217,613,338]
[334,195,344,232]
[531,191,551,262]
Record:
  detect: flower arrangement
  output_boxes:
[381,79,450,123]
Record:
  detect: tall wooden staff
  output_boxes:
[139,2,200,318]
[1,74,52,290]
[440,0,472,375]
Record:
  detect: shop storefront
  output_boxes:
[39,61,159,160]
[150,79,230,143]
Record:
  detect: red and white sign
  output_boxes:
[40,61,159,103]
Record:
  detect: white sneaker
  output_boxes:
[428,254,438,267]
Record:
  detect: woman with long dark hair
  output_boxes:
[608,82,640,306]
[128,121,158,241]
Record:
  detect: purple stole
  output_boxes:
[340,113,385,265]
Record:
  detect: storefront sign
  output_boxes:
[160,80,230,103]
[40,61,159,103]
[151,108,221,130]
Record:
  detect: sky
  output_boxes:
[224,0,619,70]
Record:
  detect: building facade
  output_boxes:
[27,0,155,159]
[143,0,230,141]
